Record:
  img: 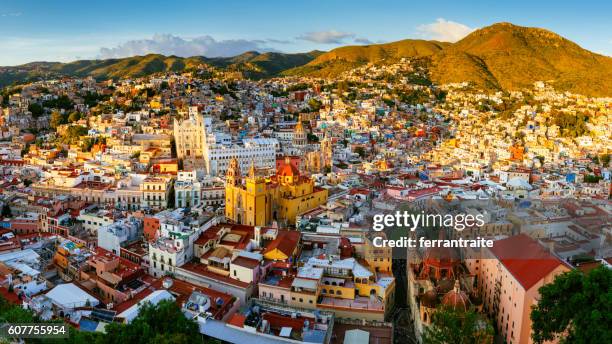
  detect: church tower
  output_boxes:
[244,161,270,226]
[320,131,333,170]
[293,114,307,146]
[226,158,241,186]
[225,158,243,224]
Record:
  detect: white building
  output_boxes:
[174,113,278,177]
[174,111,206,160]
[175,171,202,208]
[203,138,278,177]
[77,206,116,233]
[97,217,142,255]
[149,212,219,277]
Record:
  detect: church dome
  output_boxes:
[278,157,300,178]
[420,289,438,308]
[441,280,470,312]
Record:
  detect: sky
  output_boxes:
[0,0,611,65]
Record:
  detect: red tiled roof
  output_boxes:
[263,230,300,258]
[489,234,569,290]
[0,286,21,304]
[262,312,313,331]
[113,286,155,314]
[349,188,371,195]
[181,261,251,288]
[194,226,221,246]
[232,256,260,269]
[227,313,246,328]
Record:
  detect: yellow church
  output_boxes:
[225,157,328,227]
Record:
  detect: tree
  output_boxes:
[0,295,101,344]
[81,137,96,152]
[531,266,612,344]
[28,103,44,117]
[583,174,602,183]
[354,146,366,159]
[50,110,67,129]
[43,95,74,110]
[307,133,319,143]
[0,295,37,324]
[423,306,493,344]
[531,266,612,343]
[62,125,88,144]
[307,98,322,112]
[104,300,202,344]
[68,112,82,123]
[1,203,12,217]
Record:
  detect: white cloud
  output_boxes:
[0,12,21,17]
[354,37,374,45]
[98,34,277,59]
[266,38,292,44]
[416,18,475,42]
[297,30,355,44]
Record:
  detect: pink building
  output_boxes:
[466,234,571,344]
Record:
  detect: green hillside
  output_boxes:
[283,39,449,77]
[0,51,322,87]
[210,51,324,78]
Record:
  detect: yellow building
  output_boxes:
[225,157,328,226]
[140,175,174,210]
[292,114,307,146]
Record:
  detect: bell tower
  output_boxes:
[293,114,307,146]
[226,158,241,187]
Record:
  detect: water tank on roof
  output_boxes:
[162,278,173,289]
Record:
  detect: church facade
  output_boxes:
[225,157,328,227]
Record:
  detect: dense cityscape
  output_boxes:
[0,9,610,344]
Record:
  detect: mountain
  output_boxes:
[0,55,209,87]
[208,51,324,79]
[0,51,323,87]
[429,22,612,96]
[283,39,449,77]
[285,23,612,96]
[1,23,611,96]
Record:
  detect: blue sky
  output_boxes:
[0,0,610,65]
